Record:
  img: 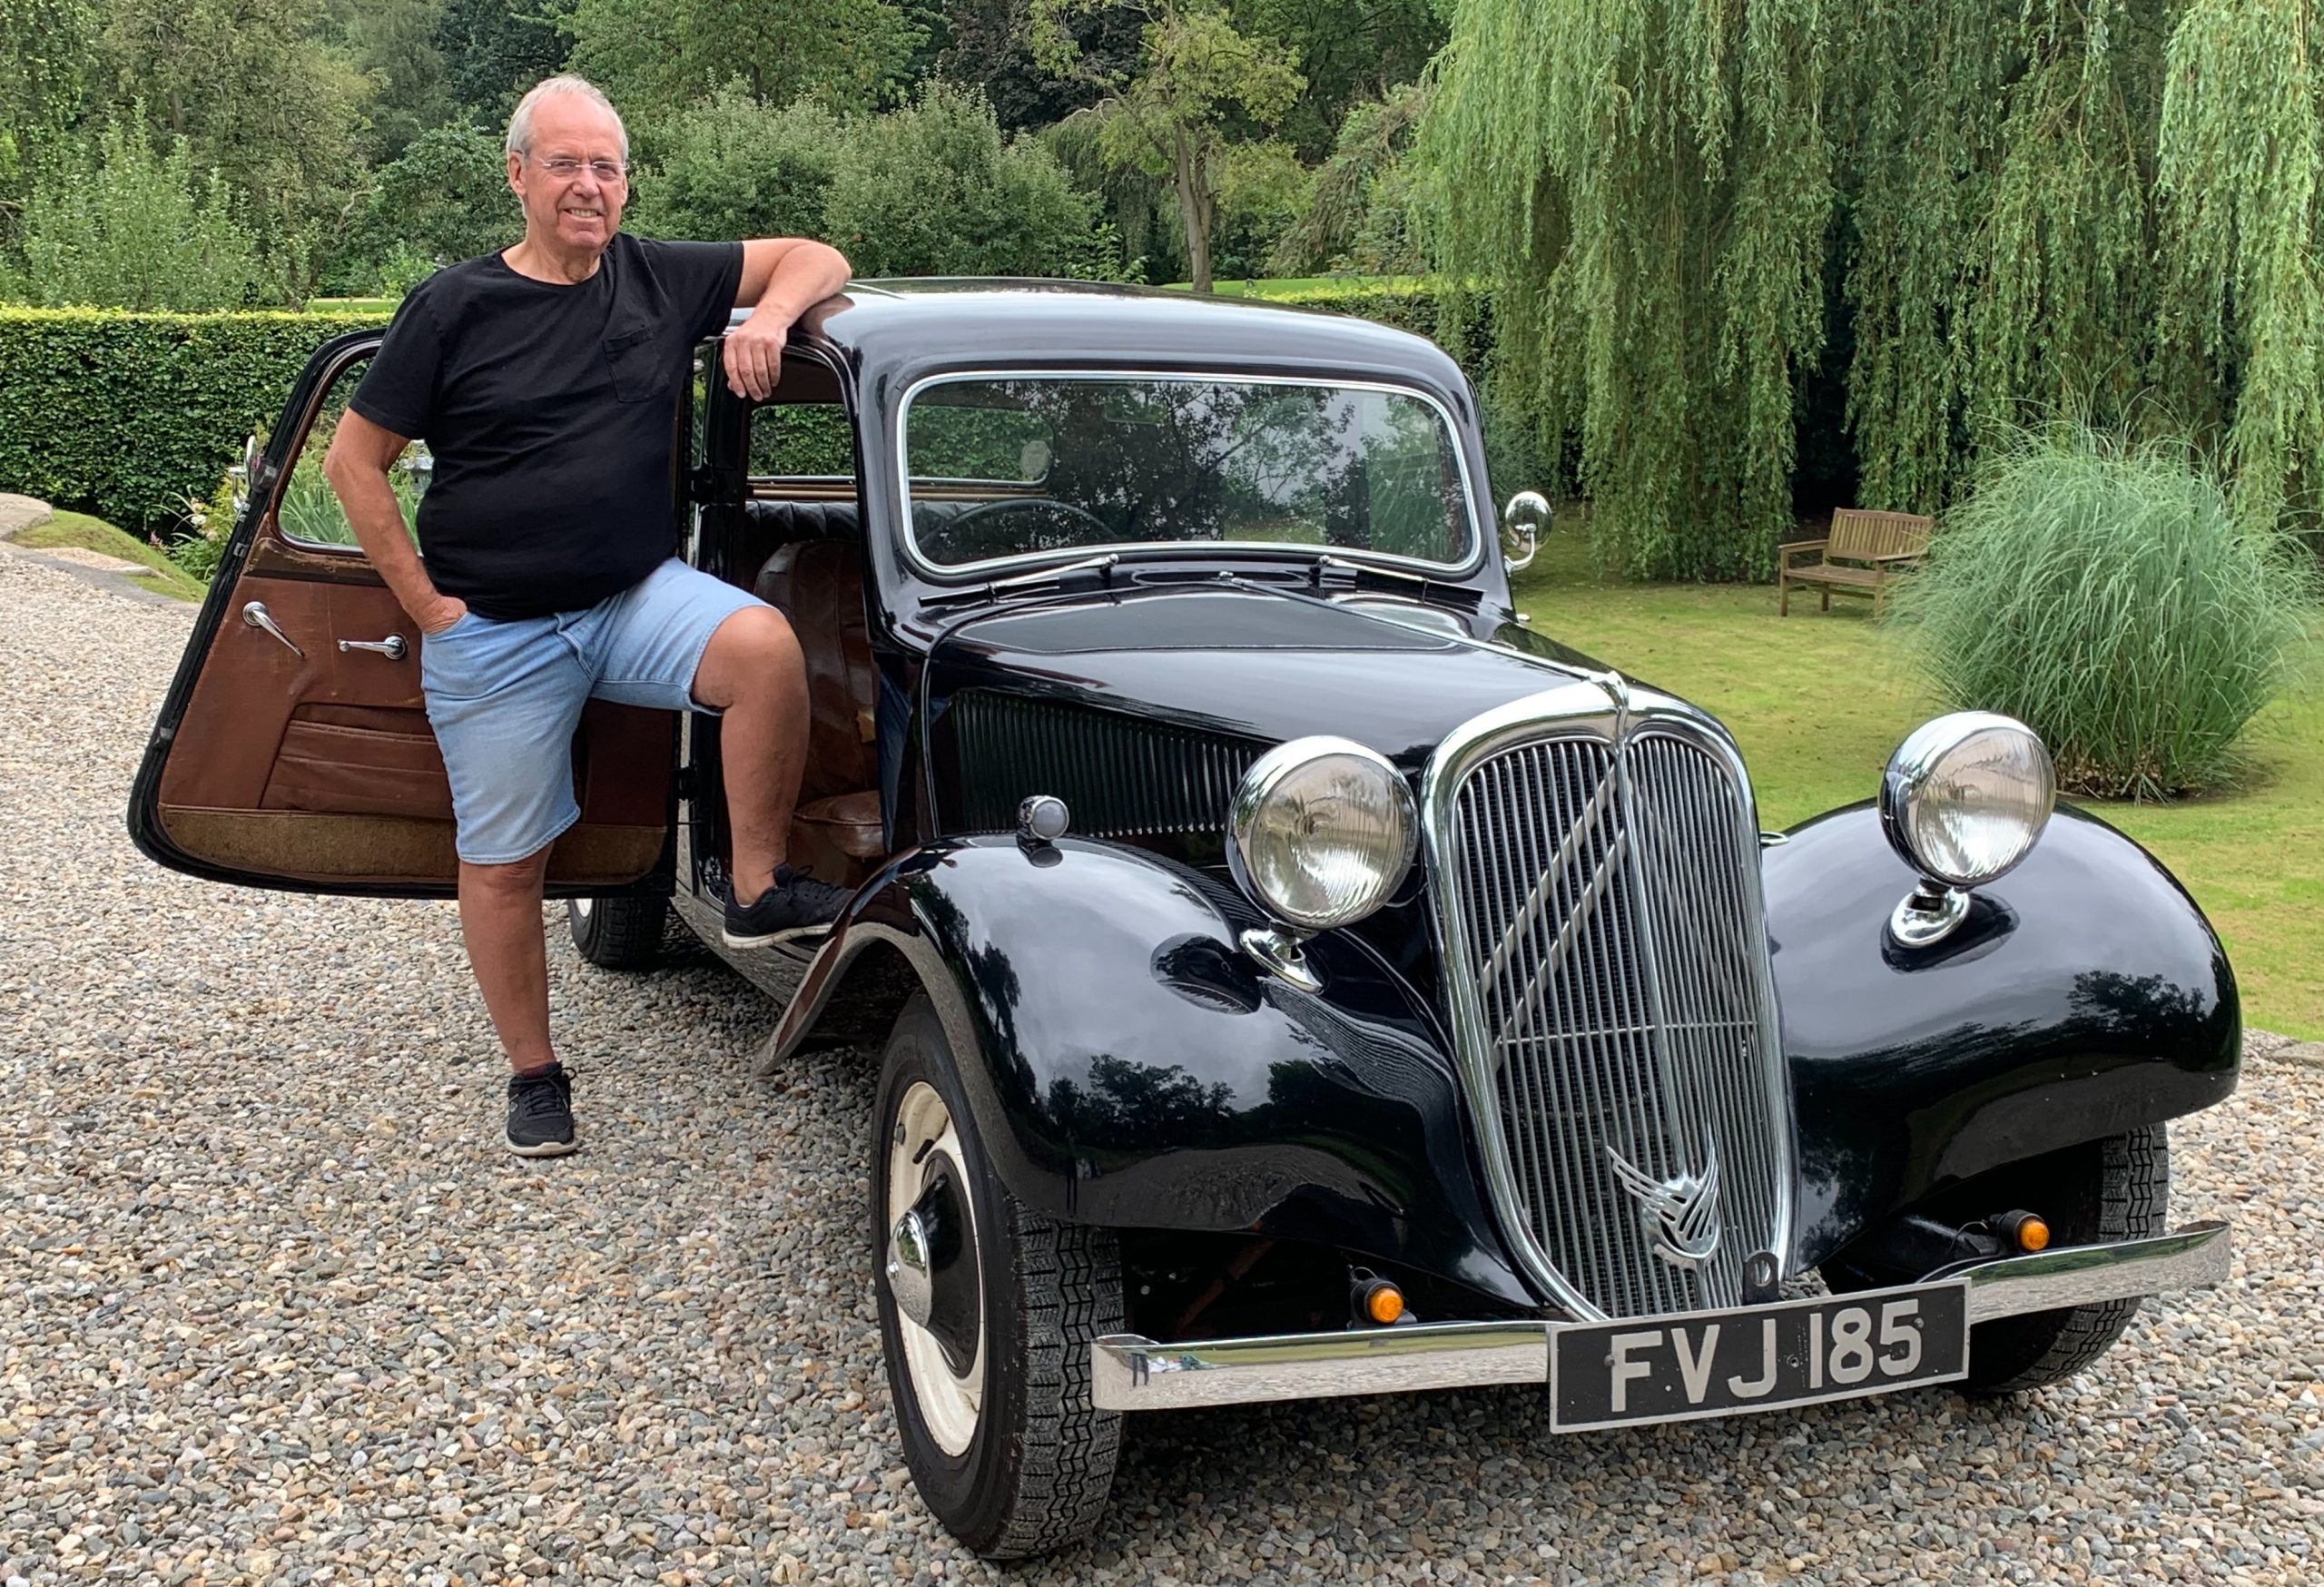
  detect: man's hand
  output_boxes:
[416,595,470,635]
[723,310,786,401]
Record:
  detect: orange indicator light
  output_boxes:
[1365,1283,1405,1325]
[2018,1217,2051,1253]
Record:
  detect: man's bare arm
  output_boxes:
[322,409,466,634]
[721,239,853,401]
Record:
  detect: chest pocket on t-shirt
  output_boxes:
[602,324,673,403]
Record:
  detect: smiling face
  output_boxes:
[507,94,627,260]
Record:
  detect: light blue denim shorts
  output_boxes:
[420,557,764,864]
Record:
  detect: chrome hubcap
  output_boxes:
[887,1208,935,1327]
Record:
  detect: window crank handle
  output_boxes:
[241,600,304,659]
[338,635,409,662]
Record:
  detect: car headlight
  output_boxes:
[1879,713,2055,889]
[1227,736,1417,932]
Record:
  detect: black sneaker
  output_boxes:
[723,862,850,949]
[506,1062,578,1158]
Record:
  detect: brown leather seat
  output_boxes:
[754,538,884,882]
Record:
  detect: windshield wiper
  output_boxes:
[921,552,1121,607]
[1308,552,1480,609]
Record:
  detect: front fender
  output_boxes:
[773,837,1538,1311]
[1768,803,2239,1267]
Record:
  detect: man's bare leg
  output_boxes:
[692,605,811,906]
[457,848,557,1072]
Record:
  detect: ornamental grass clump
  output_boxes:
[1895,429,2313,801]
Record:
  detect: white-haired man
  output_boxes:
[323,74,852,1158]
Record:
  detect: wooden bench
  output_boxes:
[1779,508,1933,616]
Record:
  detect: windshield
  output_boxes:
[901,375,1477,570]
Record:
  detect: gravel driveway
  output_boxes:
[3,547,2320,1586]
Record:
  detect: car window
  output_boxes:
[901,375,1476,570]
[275,356,428,552]
[748,401,855,479]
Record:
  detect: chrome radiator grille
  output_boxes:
[1439,726,1787,1319]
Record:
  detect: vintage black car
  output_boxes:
[132,282,2238,1560]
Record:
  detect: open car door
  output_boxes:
[127,330,677,897]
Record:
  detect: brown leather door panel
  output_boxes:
[153,571,674,891]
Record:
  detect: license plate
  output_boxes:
[1550,1280,1969,1432]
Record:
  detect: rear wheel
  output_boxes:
[566,895,666,971]
[1964,1125,2170,1394]
[872,994,1124,1558]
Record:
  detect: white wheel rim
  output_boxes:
[573,898,594,919]
[888,1080,985,1455]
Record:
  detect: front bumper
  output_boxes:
[1090,1220,2230,1413]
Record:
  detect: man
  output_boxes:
[323,74,852,1158]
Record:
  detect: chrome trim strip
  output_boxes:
[1419,685,1796,1322]
[1959,1220,2232,1324]
[1090,1322,1551,1412]
[1089,1223,2232,1413]
[892,368,1489,584]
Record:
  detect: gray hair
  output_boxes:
[506,75,628,162]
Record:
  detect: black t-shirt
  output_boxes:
[350,232,744,618]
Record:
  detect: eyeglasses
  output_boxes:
[529,155,628,183]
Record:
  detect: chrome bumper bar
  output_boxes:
[1090,1220,2230,1413]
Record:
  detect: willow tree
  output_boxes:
[1422,0,2324,579]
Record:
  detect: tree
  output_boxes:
[1033,0,1301,292]
[565,0,921,122]
[1232,0,1440,158]
[433,0,575,127]
[1267,79,1427,274]
[933,0,1144,133]
[3,115,260,308]
[1421,0,2324,580]
[340,125,516,286]
[96,0,368,295]
[0,0,96,214]
[323,0,456,162]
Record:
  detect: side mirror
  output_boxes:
[229,432,263,516]
[1502,490,1551,573]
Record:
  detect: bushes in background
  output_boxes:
[0,307,388,540]
[1894,427,2314,800]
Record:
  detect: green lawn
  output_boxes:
[1512,537,2324,1040]
[11,510,205,601]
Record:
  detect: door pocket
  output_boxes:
[603,324,674,403]
[261,707,452,820]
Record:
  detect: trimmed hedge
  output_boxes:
[0,308,390,539]
[0,284,1488,543]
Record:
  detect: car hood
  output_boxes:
[926,583,1632,766]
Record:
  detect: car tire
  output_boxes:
[872,993,1124,1559]
[1964,1124,2170,1395]
[565,895,666,971]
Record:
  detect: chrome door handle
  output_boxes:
[241,600,303,658]
[337,635,409,662]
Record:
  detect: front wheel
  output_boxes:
[1964,1125,2170,1394]
[872,994,1124,1559]
[566,895,666,970]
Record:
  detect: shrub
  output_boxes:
[0,307,388,537]
[626,90,844,246]
[822,84,1113,280]
[2,116,261,310]
[1894,427,2315,800]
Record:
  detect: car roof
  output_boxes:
[738,279,1476,400]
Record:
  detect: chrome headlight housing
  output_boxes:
[1226,736,1417,932]
[1879,712,2055,889]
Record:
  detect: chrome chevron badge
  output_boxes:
[1606,1142,1722,1270]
